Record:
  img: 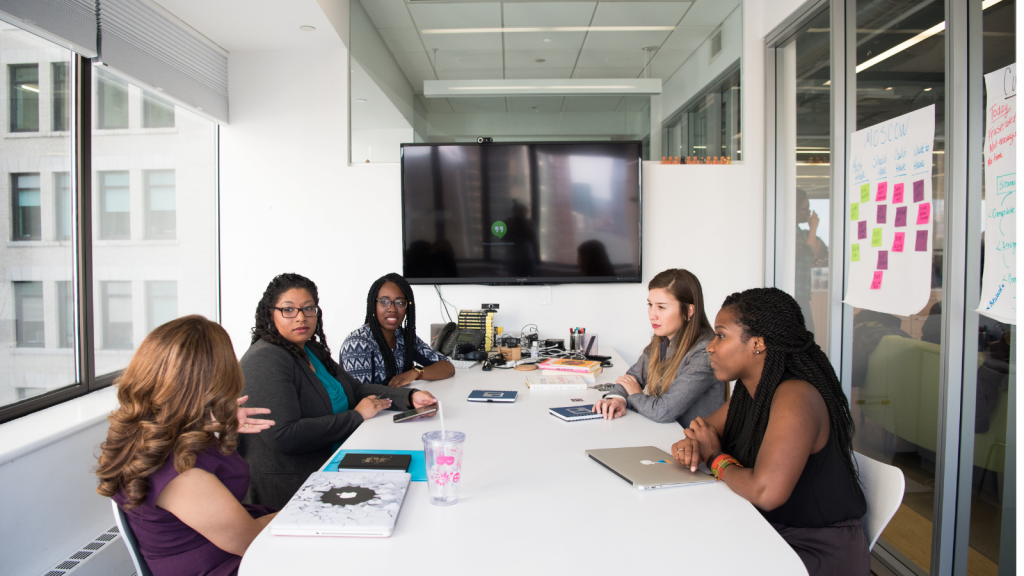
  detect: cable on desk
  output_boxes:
[434,285,457,324]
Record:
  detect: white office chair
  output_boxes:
[854,451,905,551]
[111,499,153,576]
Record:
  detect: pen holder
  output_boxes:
[580,334,598,355]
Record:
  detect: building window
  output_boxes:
[9,64,39,132]
[11,173,41,241]
[143,93,175,128]
[102,281,133,350]
[663,66,742,162]
[144,170,175,239]
[146,281,177,333]
[57,281,74,348]
[97,69,129,129]
[52,62,69,132]
[55,172,72,241]
[14,281,44,347]
[99,171,130,240]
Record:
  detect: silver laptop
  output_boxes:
[585,446,715,490]
[271,471,411,537]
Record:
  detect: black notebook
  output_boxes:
[337,453,412,472]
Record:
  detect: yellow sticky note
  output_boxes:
[850,203,859,221]
[851,243,860,262]
[871,228,883,247]
[860,184,870,203]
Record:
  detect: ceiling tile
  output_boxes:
[449,97,508,113]
[502,2,597,27]
[562,95,626,112]
[581,30,672,51]
[505,67,575,79]
[379,28,426,53]
[360,0,415,29]
[420,32,503,52]
[436,69,506,81]
[504,50,579,69]
[408,3,501,30]
[572,67,644,79]
[506,96,566,113]
[504,31,586,51]
[400,68,435,92]
[590,2,691,26]
[623,95,651,112]
[660,25,716,51]
[576,50,647,68]
[417,94,454,113]
[436,50,504,70]
[394,51,434,72]
[679,0,740,27]
[649,26,713,79]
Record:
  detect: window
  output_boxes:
[11,173,41,241]
[14,281,44,347]
[99,171,130,239]
[97,68,129,129]
[142,93,175,128]
[55,172,71,241]
[57,281,74,348]
[663,67,742,162]
[144,170,175,239]
[52,62,69,132]
[146,281,177,333]
[101,281,133,350]
[9,64,39,132]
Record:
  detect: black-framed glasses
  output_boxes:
[375,297,409,310]
[274,305,319,318]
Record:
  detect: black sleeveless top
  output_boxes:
[724,373,866,528]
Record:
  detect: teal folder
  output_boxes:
[322,449,427,482]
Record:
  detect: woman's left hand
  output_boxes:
[411,390,438,411]
[617,374,643,395]
[388,370,420,388]
[684,416,721,464]
[236,396,275,434]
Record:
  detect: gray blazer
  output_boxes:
[604,332,725,428]
[238,338,415,509]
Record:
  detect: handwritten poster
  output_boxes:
[845,105,935,315]
[977,63,1016,324]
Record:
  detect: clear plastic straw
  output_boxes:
[438,400,446,440]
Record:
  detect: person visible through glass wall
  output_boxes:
[795,188,828,331]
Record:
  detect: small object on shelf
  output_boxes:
[661,156,667,164]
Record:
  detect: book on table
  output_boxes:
[549,404,603,422]
[271,471,411,537]
[539,358,603,374]
[525,374,588,390]
[539,370,600,384]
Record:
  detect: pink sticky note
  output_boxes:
[877,250,888,270]
[915,230,928,251]
[857,220,867,239]
[877,205,887,224]
[876,182,888,201]
[893,183,905,203]
[913,180,925,202]
[895,206,908,227]
[871,271,883,290]
[893,232,905,252]
[916,202,931,224]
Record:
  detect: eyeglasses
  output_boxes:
[375,297,410,310]
[274,305,319,318]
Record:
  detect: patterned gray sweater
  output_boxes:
[604,331,726,428]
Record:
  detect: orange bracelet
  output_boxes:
[711,454,743,479]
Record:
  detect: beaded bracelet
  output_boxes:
[711,453,743,480]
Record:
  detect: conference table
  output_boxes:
[240,351,807,575]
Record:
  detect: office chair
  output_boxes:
[111,499,153,576]
[854,451,906,551]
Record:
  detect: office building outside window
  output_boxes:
[52,62,69,132]
[54,172,71,241]
[97,68,128,129]
[143,93,175,128]
[99,171,130,239]
[11,173,41,241]
[9,63,38,132]
[101,281,133,350]
[144,170,175,239]
[146,281,177,333]
[57,281,74,348]
[14,281,44,347]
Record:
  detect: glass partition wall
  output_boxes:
[765,1,1015,575]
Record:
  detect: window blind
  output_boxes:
[98,0,228,122]
[0,0,97,56]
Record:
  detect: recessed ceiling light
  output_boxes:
[535,59,546,63]
[924,87,932,91]
[886,86,893,90]
[356,98,367,103]
[300,25,316,32]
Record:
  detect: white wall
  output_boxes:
[661,5,744,121]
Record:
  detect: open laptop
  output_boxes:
[271,471,411,537]
[585,446,715,490]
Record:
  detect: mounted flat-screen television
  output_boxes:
[401,141,642,285]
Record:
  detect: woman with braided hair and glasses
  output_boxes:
[340,273,454,387]
[671,287,868,576]
[238,273,437,508]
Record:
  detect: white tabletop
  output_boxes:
[240,352,807,576]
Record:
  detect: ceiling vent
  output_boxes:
[709,27,724,62]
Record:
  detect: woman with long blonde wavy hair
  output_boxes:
[97,315,277,576]
[592,269,725,426]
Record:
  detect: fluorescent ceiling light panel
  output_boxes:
[424,78,662,98]
[422,26,675,34]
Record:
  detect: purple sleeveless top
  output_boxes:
[112,445,276,576]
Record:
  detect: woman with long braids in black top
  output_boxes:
[672,287,868,576]
[340,273,454,386]
[237,273,437,508]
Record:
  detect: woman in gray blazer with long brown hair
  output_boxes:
[238,273,438,509]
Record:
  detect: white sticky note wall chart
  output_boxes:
[844,105,936,316]
[977,63,1016,324]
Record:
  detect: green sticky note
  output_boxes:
[850,203,859,221]
[860,184,870,203]
[871,228,883,247]
[851,243,860,262]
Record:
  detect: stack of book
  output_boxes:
[458,309,497,351]
[538,358,603,384]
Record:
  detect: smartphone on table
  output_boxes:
[393,405,438,423]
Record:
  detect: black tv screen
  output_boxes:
[401,141,642,285]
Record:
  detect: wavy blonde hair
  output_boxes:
[644,269,712,397]
[96,315,244,510]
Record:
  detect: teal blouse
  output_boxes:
[305,348,350,414]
